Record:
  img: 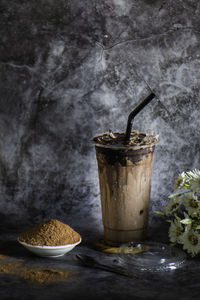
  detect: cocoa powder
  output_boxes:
[0,254,8,259]
[0,261,21,274]
[19,268,72,284]
[18,219,81,246]
[0,259,73,284]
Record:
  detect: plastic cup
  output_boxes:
[94,134,157,245]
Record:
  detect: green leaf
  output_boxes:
[169,190,190,199]
[174,213,180,220]
[180,218,193,224]
[154,211,165,216]
[195,225,200,230]
[168,192,182,198]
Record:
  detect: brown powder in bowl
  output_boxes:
[18,219,81,246]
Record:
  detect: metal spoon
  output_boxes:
[76,254,138,278]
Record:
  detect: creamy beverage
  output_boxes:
[94,131,158,245]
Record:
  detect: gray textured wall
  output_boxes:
[0,0,200,232]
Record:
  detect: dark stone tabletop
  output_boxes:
[0,224,199,300]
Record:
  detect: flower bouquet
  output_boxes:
[156,169,200,257]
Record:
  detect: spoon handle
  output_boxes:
[76,254,138,279]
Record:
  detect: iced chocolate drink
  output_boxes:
[93,131,158,245]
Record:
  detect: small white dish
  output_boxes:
[18,238,82,258]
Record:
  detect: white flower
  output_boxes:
[173,172,188,191]
[190,178,200,193]
[183,193,200,217]
[164,197,182,216]
[186,169,200,193]
[186,169,200,179]
[180,230,200,257]
[159,169,200,257]
[169,219,184,244]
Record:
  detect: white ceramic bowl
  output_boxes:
[18,238,82,258]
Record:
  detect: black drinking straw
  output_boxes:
[124,92,156,144]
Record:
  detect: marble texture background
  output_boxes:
[0,0,200,233]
